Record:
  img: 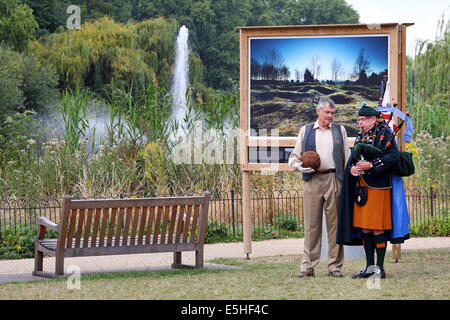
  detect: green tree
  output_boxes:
[0,46,24,116]
[30,16,181,95]
[24,0,69,37]
[0,0,38,51]
[76,0,133,23]
[301,0,360,25]
[0,46,58,119]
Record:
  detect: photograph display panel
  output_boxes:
[249,35,389,138]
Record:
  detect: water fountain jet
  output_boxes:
[171,25,190,130]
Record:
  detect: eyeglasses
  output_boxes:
[357,117,373,122]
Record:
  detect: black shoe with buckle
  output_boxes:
[368,268,386,279]
[351,267,374,279]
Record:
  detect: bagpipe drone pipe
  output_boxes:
[353,109,415,177]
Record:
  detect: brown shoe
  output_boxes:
[296,270,315,278]
[328,270,344,278]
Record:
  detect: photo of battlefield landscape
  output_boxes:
[249,35,389,137]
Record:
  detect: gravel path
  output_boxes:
[0,237,448,284]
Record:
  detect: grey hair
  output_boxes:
[317,96,336,110]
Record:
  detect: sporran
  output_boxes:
[355,179,368,206]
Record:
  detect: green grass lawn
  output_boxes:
[0,248,448,300]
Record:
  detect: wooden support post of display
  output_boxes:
[392,24,408,262]
[392,244,401,262]
[242,171,252,259]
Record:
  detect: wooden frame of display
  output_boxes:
[238,23,412,257]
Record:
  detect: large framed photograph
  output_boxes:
[249,35,389,138]
[239,24,409,170]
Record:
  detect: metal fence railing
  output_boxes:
[0,198,61,239]
[405,187,448,227]
[209,189,303,236]
[0,188,448,241]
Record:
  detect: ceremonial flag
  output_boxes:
[380,80,396,131]
[377,80,414,142]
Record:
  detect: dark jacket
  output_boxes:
[336,125,408,246]
[351,127,400,188]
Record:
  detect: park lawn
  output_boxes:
[0,248,448,300]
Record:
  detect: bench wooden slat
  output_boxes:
[91,208,102,247]
[183,205,193,241]
[160,206,170,245]
[137,207,148,245]
[197,196,209,248]
[65,241,197,257]
[130,207,140,246]
[190,205,200,242]
[40,234,194,250]
[83,209,94,248]
[152,206,163,245]
[175,205,186,244]
[167,205,178,244]
[122,207,132,246]
[66,209,78,249]
[145,207,155,245]
[115,207,125,247]
[106,208,117,247]
[99,208,109,247]
[74,209,85,248]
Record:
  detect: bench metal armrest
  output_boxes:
[36,217,59,232]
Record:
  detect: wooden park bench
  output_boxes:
[33,192,211,278]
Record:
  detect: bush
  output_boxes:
[204,221,231,244]
[0,224,37,259]
[252,226,276,241]
[274,213,300,231]
[405,132,449,190]
[0,110,40,170]
[0,223,59,260]
[410,216,449,237]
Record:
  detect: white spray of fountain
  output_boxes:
[168,25,238,163]
[171,25,190,130]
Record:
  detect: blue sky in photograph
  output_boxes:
[250,36,388,81]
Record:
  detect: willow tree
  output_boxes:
[29,16,181,95]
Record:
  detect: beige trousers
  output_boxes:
[301,172,344,273]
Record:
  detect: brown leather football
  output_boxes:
[300,151,321,170]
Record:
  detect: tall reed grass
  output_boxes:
[406,15,449,137]
[62,87,91,154]
[0,82,244,198]
[404,14,449,189]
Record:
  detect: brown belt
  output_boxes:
[316,168,336,174]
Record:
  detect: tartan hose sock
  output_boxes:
[374,233,387,271]
[362,232,375,268]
